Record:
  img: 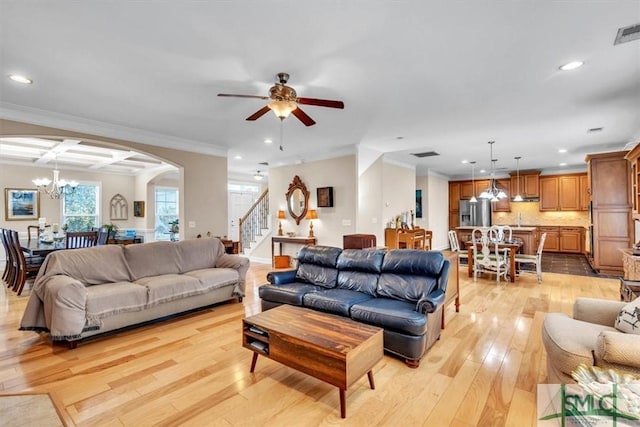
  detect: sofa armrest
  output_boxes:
[416,289,445,314]
[573,298,626,326]
[36,275,88,340]
[215,254,250,297]
[267,270,297,285]
[595,331,640,370]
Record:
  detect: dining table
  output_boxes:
[20,238,68,257]
[465,240,523,283]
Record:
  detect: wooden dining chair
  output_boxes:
[8,230,43,295]
[96,227,111,245]
[27,225,43,241]
[1,228,15,286]
[66,231,99,249]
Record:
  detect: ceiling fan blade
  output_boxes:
[297,97,344,109]
[218,94,269,100]
[292,107,316,126]
[246,106,271,121]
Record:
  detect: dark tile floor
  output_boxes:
[463,253,611,278]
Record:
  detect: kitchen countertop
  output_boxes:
[456,226,537,231]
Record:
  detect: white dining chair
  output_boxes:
[514,232,547,283]
[489,225,512,242]
[472,227,509,283]
[447,230,468,263]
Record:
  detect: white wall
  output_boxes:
[426,170,450,250]
[382,159,416,229]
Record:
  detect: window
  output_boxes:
[155,187,178,240]
[62,183,100,231]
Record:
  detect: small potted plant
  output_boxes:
[169,219,179,233]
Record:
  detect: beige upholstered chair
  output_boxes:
[542,297,640,383]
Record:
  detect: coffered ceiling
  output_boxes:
[1,1,639,181]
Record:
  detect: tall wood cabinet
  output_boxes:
[624,143,640,220]
[586,151,633,275]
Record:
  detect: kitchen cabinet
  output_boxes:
[539,173,587,211]
[460,181,474,199]
[511,228,536,255]
[539,227,560,252]
[539,177,559,211]
[624,143,640,220]
[586,151,632,275]
[510,171,540,198]
[474,180,490,199]
[449,182,460,212]
[559,227,584,253]
[493,178,511,212]
[579,174,590,211]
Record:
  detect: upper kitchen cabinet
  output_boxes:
[449,182,461,212]
[460,181,474,199]
[539,173,588,211]
[624,143,640,220]
[493,178,511,212]
[509,171,540,199]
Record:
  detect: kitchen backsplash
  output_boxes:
[493,202,589,227]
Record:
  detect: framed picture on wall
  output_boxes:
[317,187,334,208]
[134,201,145,217]
[416,189,423,218]
[4,188,40,221]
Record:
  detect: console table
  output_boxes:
[271,236,316,267]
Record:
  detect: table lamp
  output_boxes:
[305,209,318,238]
[277,210,286,236]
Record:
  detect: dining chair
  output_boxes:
[27,225,41,241]
[472,227,509,283]
[489,225,513,242]
[447,230,468,263]
[1,228,14,285]
[95,227,111,245]
[514,232,547,283]
[8,230,44,295]
[66,231,99,249]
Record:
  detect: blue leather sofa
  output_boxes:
[259,245,451,367]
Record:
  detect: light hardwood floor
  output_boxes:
[0,261,620,426]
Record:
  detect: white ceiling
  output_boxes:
[1,1,639,181]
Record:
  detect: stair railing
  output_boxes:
[238,189,269,253]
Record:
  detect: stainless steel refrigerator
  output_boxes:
[459,199,492,227]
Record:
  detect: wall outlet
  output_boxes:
[188,221,196,228]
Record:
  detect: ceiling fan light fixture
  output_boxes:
[268,100,297,119]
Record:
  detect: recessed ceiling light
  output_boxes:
[559,61,584,71]
[264,139,272,144]
[234,155,242,160]
[558,148,567,153]
[480,169,486,173]
[8,74,32,84]
[461,160,468,164]
[560,162,567,166]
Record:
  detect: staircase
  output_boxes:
[238,189,269,254]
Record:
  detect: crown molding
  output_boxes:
[0,102,228,157]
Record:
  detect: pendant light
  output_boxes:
[513,156,523,202]
[469,161,477,203]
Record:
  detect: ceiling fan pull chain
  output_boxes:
[279,119,284,151]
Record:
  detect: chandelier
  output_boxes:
[33,162,78,199]
[479,141,507,202]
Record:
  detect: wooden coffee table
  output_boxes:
[242,305,383,418]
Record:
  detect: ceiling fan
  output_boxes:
[218,72,344,126]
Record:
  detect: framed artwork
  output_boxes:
[416,189,423,218]
[133,201,145,217]
[5,188,40,221]
[317,187,334,208]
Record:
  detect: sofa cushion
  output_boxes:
[85,281,148,321]
[124,242,183,280]
[185,268,239,291]
[258,283,323,306]
[335,249,384,296]
[295,246,342,288]
[615,298,640,334]
[303,289,374,316]
[39,245,132,285]
[136,274,204,306]
[376,250,444,304]
[350,298,427,336]
[176,238,225,273]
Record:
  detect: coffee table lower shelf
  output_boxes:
[242,305,383,418]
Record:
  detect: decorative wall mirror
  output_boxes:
[286,175,309,225]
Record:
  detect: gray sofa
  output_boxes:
[259,246,451,367]
[20,238,249,346]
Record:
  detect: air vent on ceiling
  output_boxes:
[588,127,604,133]
[614,23,640,45]
[259,161,269,166]
[411,151,440,158]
